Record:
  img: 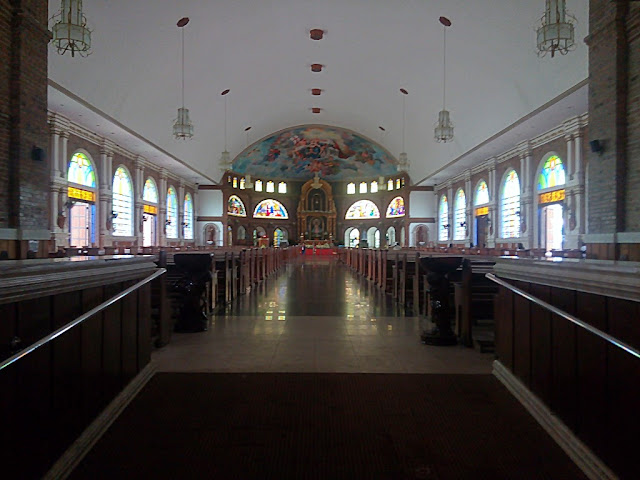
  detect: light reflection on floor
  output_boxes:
[153,257,492,374]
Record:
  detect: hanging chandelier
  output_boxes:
[50,0,92,57]
[536,0,576,58]
[219,89,232,172]
[434,17,454,143]
[398,88,410,171]
[173,17,194,140]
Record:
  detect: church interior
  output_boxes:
[1,1,639,478]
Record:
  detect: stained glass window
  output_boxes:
[371,181,378,193]
[475,180,489,205]
[278,182,287,194]
[240,177,246,189]
[112,166,133,236]
[255,180,263,192]
[359,182,367,194]
[253,199,288,219]
[143,178,158,203]
[347,183,356,194]
[538,155,566,190]
[68,152,96,187]
[386,196,405,218]
[501,170,521,238]
[345,200,380,219]
[166,187,178,238]
[388,179,394,191]
[454,189,467,240]
[183,193,193,240]
[439,195,449,242]
[232,177,238,188]
[266,181,275,193]
[396,179,401,189]
[228,195,247,217]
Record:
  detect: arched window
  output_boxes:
[143,178,158,203]
[232,177,238,188]
[538,155,566,190]
[385,196,405,218]
[183,193,193,240]
[278,182,287,194]
[438,195,449,242]
[239,177,246,190]
[347,183,356,194]
[454,189,467,240]
[112,166,133,236]
[501,170,521,238]
[370,181,378,193]
[396,179,401,189]
[68,152,96,187]
[238,225,246,240]
[67,152,97,247]
[345,200,380,219]
[359,182,367,194]
[475,180,489,205]
[228,195,247,217]
[253,199,288,218]
[274,228,285,247]
[388,179,394,191]
[166,186,178,238]
[254,180,263,192]
[266,181,275,193]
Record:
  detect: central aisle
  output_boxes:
[153,257,492,373]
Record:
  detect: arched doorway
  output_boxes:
[367,227,380,248]
[345,227,360,248]
[386,226,396,247]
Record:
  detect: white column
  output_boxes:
[193,187,200,246]
[99,149,113,247]
[159,170,167,246]
[178,182,185,245]
[60,132,69,179]
[50,129,60,178]
[447,184,453,244]
[521,150,533,248]
[487,160,497,248]
[565,133,574,181]
[134,157,145,247]
[465,172,472,245]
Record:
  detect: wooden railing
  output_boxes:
[489,273,640,479]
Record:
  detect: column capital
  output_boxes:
[100,139,116,156]
[48,113,71,134]
[486,157,497,171]
[516,141,532,159]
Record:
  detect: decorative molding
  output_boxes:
[617,232,640,243]
[493,361,617,480]
[408,217,435,224]
[43,364,157,480]
[582,233,616,244]
[409,185,434,192]
[197,216,225,222]
[0,228,51,241]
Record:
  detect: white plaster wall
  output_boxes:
[198,190,224,217]
[408,223,433,247]
[409,191,435,218]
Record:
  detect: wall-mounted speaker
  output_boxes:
[31,146,46,162]
[589,139,603,154]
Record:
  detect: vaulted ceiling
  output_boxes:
[48,0,589,185]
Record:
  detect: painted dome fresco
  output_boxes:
[231,125,398,181]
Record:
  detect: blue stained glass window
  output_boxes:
[501,170,521,238]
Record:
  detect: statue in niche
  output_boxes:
[309,217,325,240]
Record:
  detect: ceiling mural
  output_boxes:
[231,125,398,181]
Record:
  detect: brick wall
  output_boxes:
[0,2,11,228]
[625,5,640,231]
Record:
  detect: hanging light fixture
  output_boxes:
[50,0,92,57]
[219,89,232,173]
[398,88,410,171]
[434,17,454,143]
[536,0,576,58]
[173,17,194,140]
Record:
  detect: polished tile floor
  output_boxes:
[152,257,493,374]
